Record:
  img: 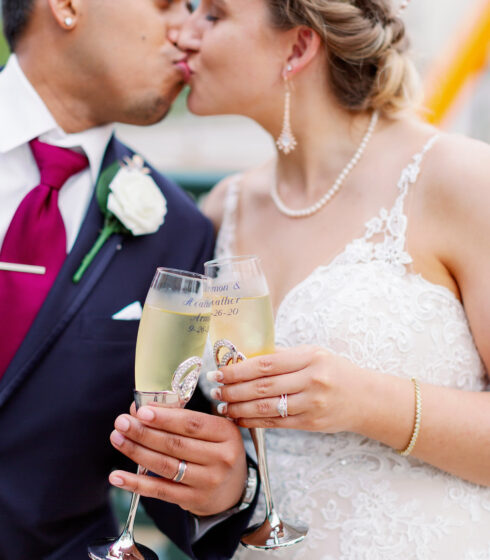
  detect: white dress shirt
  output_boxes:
[0,55,114,251]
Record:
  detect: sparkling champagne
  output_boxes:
[209,294,275,358]
[135,290,210,392]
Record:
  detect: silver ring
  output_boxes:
[277,394,288,418]
[172,460,187,483]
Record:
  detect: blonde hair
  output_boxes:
[266,0,421,116]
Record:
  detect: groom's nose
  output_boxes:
[176,13,202,54]
[166,2,193,44]
[168,27,181,46]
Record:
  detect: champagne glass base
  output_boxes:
[88,537,158,560]
[241,519,308,551]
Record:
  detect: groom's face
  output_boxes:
[73,0,192,126]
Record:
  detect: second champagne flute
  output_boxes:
[205,255,307,550]
[88,267,211,560]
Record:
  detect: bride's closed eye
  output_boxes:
[203,0,226,22]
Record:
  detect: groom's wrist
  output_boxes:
[190,458,258,542]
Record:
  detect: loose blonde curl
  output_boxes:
[266,0,421,116]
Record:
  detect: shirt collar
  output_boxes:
[0,54,114,183]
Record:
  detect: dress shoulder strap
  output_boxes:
[214,176,241,260]
[358,133,441,273]
[396,133,441,200]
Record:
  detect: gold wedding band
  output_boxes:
[172,460,187,483]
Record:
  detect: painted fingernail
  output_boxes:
[210,387,222,400]
[110,474,125,487]
[207,370,223,382]
[217,402,228,415]
[111,430,125,447]
[115,416,130,432]
[137,407,155,421]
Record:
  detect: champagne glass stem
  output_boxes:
[108,466,148,558]
[249,427,281,529]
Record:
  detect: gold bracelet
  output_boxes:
[398,377,422,457]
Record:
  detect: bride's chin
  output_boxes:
[186,93,217,116]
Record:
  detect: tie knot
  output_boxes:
[30,138,89,190]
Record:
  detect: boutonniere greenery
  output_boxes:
[72,155,167,283]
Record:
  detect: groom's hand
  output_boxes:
[108,405,248,516]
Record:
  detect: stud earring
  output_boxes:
[64,17,74,27]
[276,67,297,155]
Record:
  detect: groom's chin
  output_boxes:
[123,89,181,126]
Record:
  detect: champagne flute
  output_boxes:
[88,268,211,560]
[204,255,308,550]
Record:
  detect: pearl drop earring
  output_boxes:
[276,65,297,155]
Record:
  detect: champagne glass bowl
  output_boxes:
[205,256,308,550]
[88,268,210,560]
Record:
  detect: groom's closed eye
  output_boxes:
[155,0,180,9]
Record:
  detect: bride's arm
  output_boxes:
[210,135,490,487]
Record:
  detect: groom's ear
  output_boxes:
[284,27,322,78]
[47,0,81,30]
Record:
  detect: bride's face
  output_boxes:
[178,0,287,117]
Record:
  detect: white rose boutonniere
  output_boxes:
[107,156,167,236]
[73,155,167,283]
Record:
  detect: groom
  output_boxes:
[0,1,256,559]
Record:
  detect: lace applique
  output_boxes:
[332,135,440,276]
[464,545,490,560]
[212,137,490,559]
[446,477,490,522]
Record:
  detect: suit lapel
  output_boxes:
[0,137,131,407]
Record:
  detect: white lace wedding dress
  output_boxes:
[205,136,490,559]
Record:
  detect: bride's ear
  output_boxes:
[284,27,322,77]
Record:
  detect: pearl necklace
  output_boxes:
[271,110,379,218]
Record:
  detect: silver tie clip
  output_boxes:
[0,262,46,275]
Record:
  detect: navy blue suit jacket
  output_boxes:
[0,137,254,559]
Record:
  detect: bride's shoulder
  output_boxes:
[419,130,490,211]
[412,127,490,274]
[202,162,274,232]
[201,172,241,233]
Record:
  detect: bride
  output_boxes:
[178,0,490,558]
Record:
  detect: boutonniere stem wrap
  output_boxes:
[72,155,167,284]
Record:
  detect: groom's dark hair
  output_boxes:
[2,0,36,51]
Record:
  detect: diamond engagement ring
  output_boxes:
[277,394,288,418]
[172,460,187,483]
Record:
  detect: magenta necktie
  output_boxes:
[0,139,89,377]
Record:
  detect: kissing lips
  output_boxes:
[175,61,192,83]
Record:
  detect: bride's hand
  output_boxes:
[208,345,366,433]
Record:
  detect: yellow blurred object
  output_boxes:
[423,0,490,125]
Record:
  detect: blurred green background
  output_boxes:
[0,23,8,65]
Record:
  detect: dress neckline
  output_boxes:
[217,134,456,319]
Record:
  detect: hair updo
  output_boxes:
[265,0,421,115]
